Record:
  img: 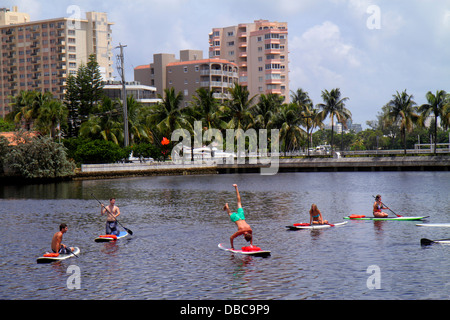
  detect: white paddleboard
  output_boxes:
[37,247,80,264]
[416,223,450,228]
[286,221,348,230]
[218,243,271,257]
[95,231,128,243]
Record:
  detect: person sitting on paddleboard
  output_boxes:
[373,195,389,218]
[309,204,328,225]
[101,198,121,235]
[224,184,253,250]
[51,223,74,254]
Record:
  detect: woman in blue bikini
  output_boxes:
[309,204,328,225]
[224,184,253,250]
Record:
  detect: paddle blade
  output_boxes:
[125,228,133,236]
[420,238,434,246]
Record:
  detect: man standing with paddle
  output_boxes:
[101,198,121,235]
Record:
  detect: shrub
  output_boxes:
[4,135,75,179]
[73,139,128,164]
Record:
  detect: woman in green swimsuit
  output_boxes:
[224,184,253,249]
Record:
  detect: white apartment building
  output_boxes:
[0,7,114,117]
[209,19,289,103]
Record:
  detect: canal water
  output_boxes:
[0,171,449,300]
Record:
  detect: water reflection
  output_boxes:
[0,172,449,300]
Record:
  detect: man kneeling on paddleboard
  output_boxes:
[224,184,253,250]
[51,223,74,254]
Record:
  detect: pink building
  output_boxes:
[209,19,289,102]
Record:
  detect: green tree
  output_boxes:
[146,87,190,140]
[269,103,306,152]
[65,54,105,137]
[291,88,323,153]
[189,87,226,130]
[4,133,75,179]
[79,96,123,144]
[418,90,449,154]
[384,90,420,154]
[73,139,128,164]
[317,88,352,152]
[35,99,68,139]
[252,93,283,130]
[223,83,257,130]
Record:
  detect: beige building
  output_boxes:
[209,19,289,102]
[134,50,239,106]
[0,7,114,117]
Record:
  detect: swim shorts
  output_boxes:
[230,207,245,222]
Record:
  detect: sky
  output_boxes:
[5,0,450,127]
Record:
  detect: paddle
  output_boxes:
[91,193,134,236]
[372,195,403,217]
[420,238,450,246]
[68,247,78,258]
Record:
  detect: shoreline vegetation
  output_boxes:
[1,154,448,185]
[1,57,450,184]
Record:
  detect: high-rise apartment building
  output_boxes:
[135,50,238,106]
[0,7,114,117]
[209,19,289,102]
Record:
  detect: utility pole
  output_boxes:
[116,43,129,147]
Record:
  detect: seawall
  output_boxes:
[75,156,450,180]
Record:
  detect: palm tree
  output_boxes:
[317,88,352,152]
[189,87,227,130]
[146,87,191,140]
[123,95,150,144]
[35,99,68,139]
[418,90,449,154]
[251,93,284,130]
[223,83,257,130]
[79,96,123,144]
[384,90,420,154]
[269,103,306,152]
[291,88,323,155]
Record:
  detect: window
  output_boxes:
[227,31,234,37]
[183,66,188,73]
[265,63,280,70]
[265,43,280,50]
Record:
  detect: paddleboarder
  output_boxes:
[51,223,74,254]
[223,184,253,250]
[309,204,329,225]
[373,194,389,218]
[101,198,121,235]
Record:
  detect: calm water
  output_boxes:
[0,172,449,300]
